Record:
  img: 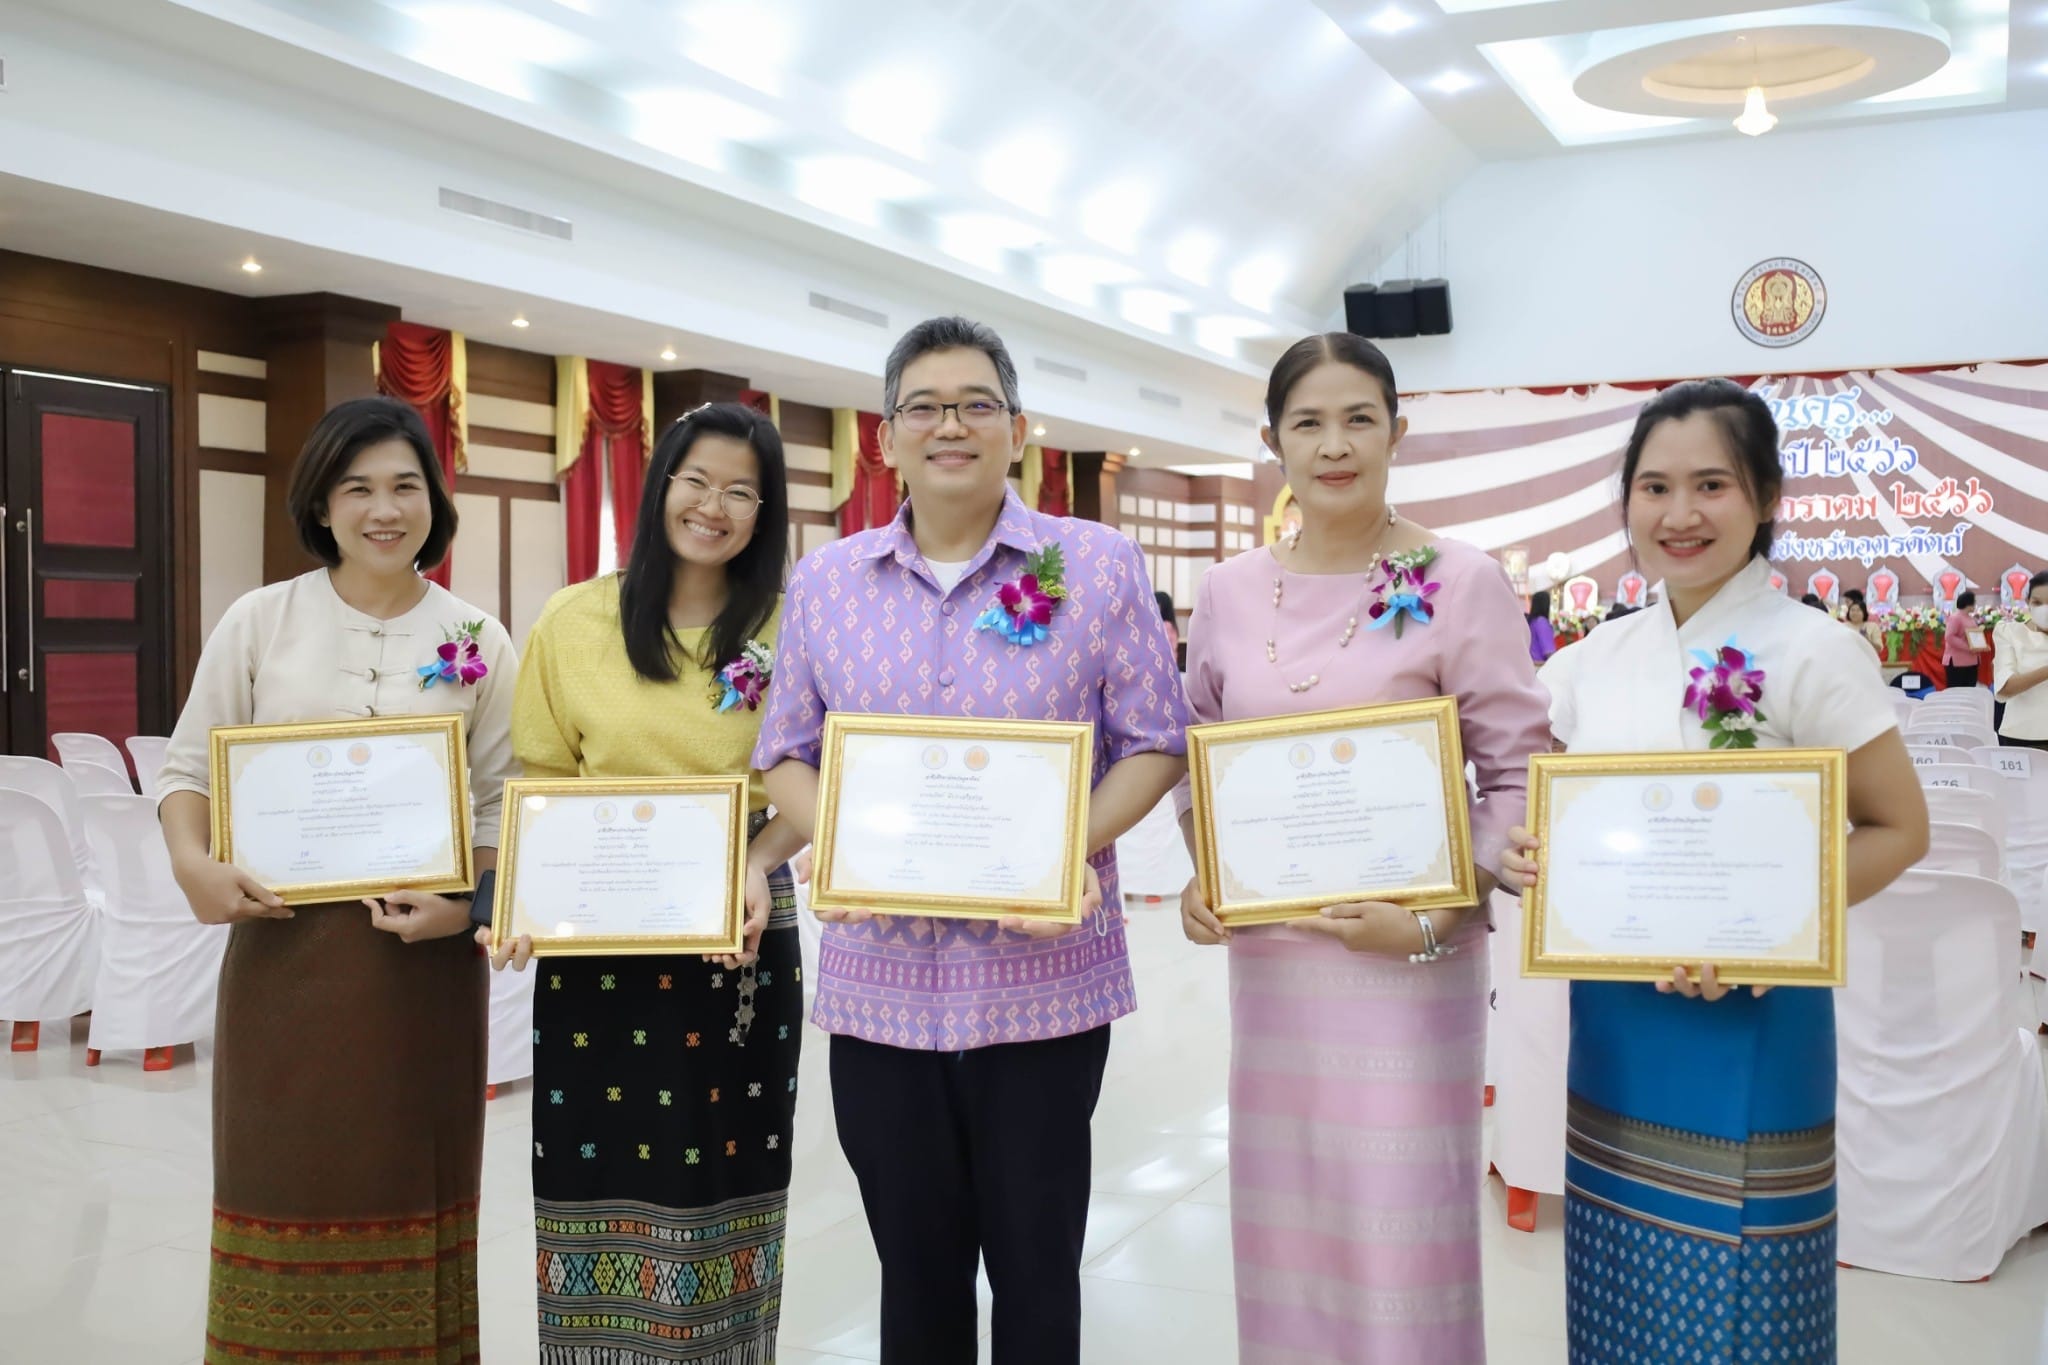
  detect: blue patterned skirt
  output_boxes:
[1565,981,1837,1364]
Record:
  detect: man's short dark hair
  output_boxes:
[883,316,1023,416]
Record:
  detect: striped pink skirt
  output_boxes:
[1227,924,1489,1364]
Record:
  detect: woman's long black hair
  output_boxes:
[617,402,789,683]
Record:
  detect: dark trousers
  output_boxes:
[829,1026,1113,1365]
[1948,661,1981,689]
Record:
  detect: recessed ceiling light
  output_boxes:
[511,315,531,329]
[1033,424,1047,437]
[1430,70,1478,95]
[1128,447,1142,458]
[1367,5,1417,35]
[240,257,263,274]
[982,133,1066,216]
[660,346,677,362]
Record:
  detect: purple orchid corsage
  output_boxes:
[711,641,775,713]
[1366,546,1440,638]
[976,544,1067,647]
[417,619,489,690]
[1684,638,1767,749]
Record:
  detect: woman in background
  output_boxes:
[160,397,516,1363]
[1994,571,2048,750]
[1528,588,1558,664]
[1945,590,1987,689]
[485,402,806,1364]
[1500,380,1926,1364]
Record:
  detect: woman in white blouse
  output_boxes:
[1993,570,2048,749]
[157,397,516,1364]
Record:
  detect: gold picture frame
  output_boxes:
[492,776,748,957]
[1187,696,1477,926]
[1522,748,1848,987]
[207,713,473,906]
[811,713,1094,923]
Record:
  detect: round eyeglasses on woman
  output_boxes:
[668,470,761,520]
[889,399,1013,432]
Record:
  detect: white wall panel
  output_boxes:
[508,499,566,649]
[198,394,265,452]
[198,470,264,643]
[450,492,501,622]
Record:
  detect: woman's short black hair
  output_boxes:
[1265,333,1399,430]
[287,396,457,570]
[2028,571,2048,599]
[1956,590,1977,612]
[1845,598,1869,622]
[1801,593,1826,610]
[1528,589,1552,622]
[1154,589,1175,623]
[617,402,790,683]
[1619,379,1782,561]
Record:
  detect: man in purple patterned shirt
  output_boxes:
[755,317,1187,1363]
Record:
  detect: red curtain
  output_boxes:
[563,451,602,585]
[1038,448,1069,516]
[376,321,460,586]
[839,411,898,536]
[739,389,774,419]
[589,361,646,570]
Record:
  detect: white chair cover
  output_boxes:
[126,736,170,799]
[1484,889,1567,1198]
[0,755,105,907]
[78,795,228,1056]
[0,789,99,1025]
[1836,869,2048,1280]
[1112,792,1195,901]
[1921,817,2002,880]
[1909,720,2000,751]
[1906,744,1968,769]
[53,731,131,782]
[488,960,536,1087]
[1919,761,2008,802]
[66,760,135,797]
[1976,747,2048,949]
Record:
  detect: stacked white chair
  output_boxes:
[1973,746,2048,1027]
[77,794,228,1071]
[1909,717,1999,751]
[52,731,133,785]
[0,789,100,1051]
[1923,784,2006,858]
[0,755,105,908]
[1112,793,1195,901]
[1837,869,2048,1279]
[65,760,135,796]
[126,736,170,799]
[1921,818,2001,880]
[1483,888,1564,1231]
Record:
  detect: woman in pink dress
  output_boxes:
[1177,334,1552,1364]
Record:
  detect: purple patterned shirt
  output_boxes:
[753,488,1188,1051]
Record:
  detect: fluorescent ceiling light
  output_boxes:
[1121,288,1193,334]
[682,1,792,96]
[1195,314,1275,357]
[1367,6,1418,35]
[1165,231,1221,287]
[1039,253,1142,305]
[628,88,779,168]
[1227,255,1289,312]
[983,133,1066,216]
[843,68,944,158]
[1079,180,1153,255]
[1430,69,1478,95]
[937,212,1045,272]
[792,156,932,226]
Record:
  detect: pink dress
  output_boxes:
[1181,539,1553,1364]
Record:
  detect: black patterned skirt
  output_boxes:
[529,868,802,1365]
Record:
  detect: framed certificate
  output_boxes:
[1967,628,1989,652]
[1522,749,1848,987]
[491,777,747,956]
[1187,697,1476,927]
[208,714,473,906]
[811,714,1093,923]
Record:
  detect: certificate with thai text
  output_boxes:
[810,715,1093,923]
[491,777,747,956]
[207,714,472,906]
[1187,697,1477,926]
[1522,749,1847,986]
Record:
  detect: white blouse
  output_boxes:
[1993,620,2048,741]
[1543,557,1896,757]
[158,570,520,845]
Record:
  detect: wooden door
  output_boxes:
[1,369,172,766]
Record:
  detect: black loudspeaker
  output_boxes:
[1374,279,1419,338]
[1343,283,1379,336]
[1414,279,1453,336]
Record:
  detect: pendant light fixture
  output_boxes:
[1735,84,1778,136]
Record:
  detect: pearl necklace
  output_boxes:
[1266,505,1397,695]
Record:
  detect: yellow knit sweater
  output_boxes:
[511,575,779,810]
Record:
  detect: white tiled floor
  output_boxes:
[6,906,2048,1363]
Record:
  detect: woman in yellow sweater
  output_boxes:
[486,401,806,1364]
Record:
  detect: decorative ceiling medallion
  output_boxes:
[1733,258,1826,348]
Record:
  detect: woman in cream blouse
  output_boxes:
[1994,571,2048,749]
[157,397,516,1365]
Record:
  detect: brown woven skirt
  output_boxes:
[204,902,487,1364]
